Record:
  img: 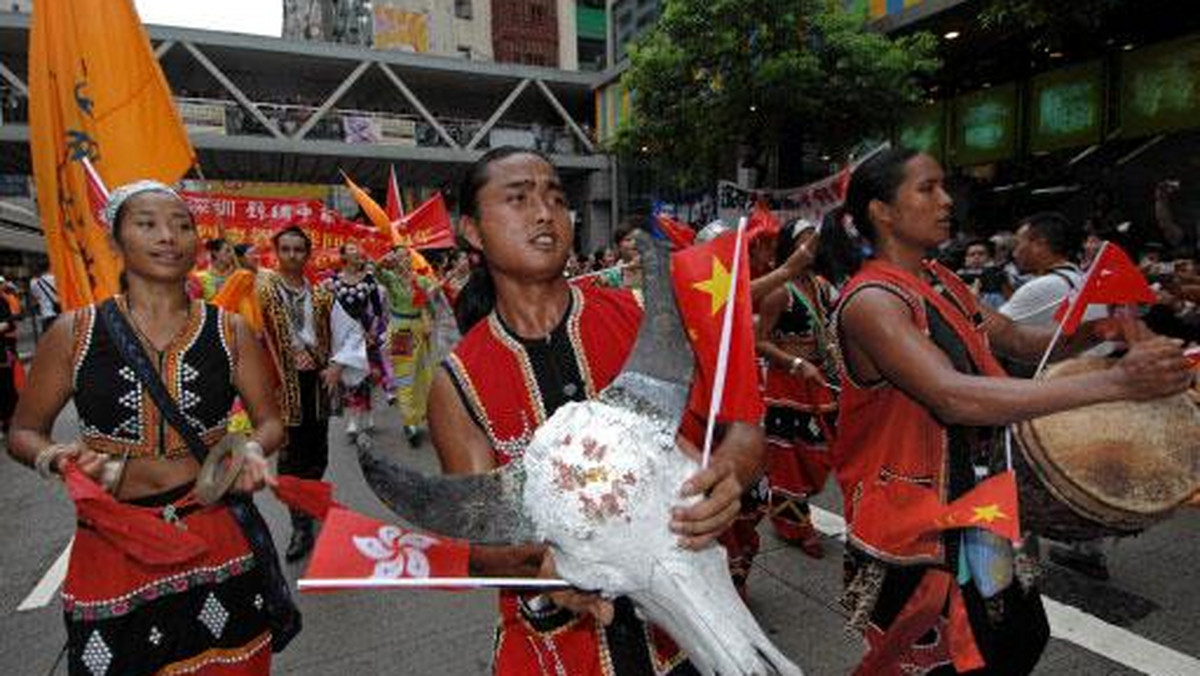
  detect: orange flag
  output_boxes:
[850,471,1022,556]
[29,0,195,310]
[671,230,764,424]
[342,171,393,234]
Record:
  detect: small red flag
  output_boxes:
[1055,242,1157,335]
[745,200,781,240]
[385,164,404,221]
[850,471,1021,555]
[396,192,455,250]
[302,507,470,588]
[671,230,764,424]
[655,214,696,250]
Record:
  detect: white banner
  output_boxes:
[176,100,227,135]
[343,115,382,144]
[717,144,888,227]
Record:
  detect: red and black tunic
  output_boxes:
[444,284,695,675]
[833,260,1048,675]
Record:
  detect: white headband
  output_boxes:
[103,180,183,225]
[791,218,817,239]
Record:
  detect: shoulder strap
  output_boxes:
[95,299,302,652]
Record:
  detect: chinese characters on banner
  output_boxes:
[180,192,394,271]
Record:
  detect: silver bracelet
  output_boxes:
[34,444,75,480]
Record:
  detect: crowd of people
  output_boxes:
[3,146,1196,675]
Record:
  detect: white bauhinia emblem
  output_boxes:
[353,525,438,579]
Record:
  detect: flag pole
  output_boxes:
[79,156,109,200]
[298,577,572,591]
[1031,241,1110,379]
[701,216,748,468]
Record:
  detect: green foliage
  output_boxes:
[613,0,938,188]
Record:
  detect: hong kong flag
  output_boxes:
[671,228,764,424]
[301,507,471,591]
[850,471,1021,556]
[1055,242,1157,335]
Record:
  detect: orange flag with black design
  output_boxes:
[850,471,1021,554]
[29,0,195,309]
[671,230,764,423]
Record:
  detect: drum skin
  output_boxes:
[1013,358,1200,541]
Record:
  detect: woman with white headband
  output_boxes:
[754,216,839,558]
[8,181,291,674]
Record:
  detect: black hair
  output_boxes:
[205,237,228,254]
[233,243,252,257]
[964,238,994,257]
[812,207,861,286]
[457,145,555,220]
[774,218,815,269]
[844,147,922,246]
[1018,211,1079,258]
[272,225,312,251]
[613,214,647,246]
[453,146,560,334]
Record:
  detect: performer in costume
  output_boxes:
[191,237,238,301]
[7,181,288,675]
[755,218,838,558]
[830,148,1192,674]
[429,147,765,675]
[326,242,392,438]
[376,247,434,444]
[258,225,335,562]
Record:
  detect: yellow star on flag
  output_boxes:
[692,256,732,316]
[970,504,1008,524]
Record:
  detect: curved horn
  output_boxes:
[600,231,694,425]
[357,443,537,545]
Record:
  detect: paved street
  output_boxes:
[2,402,1198,675]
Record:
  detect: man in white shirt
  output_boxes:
[29,263,59,335]
[999,211,1111,580]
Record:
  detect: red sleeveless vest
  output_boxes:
[833,259,1006,563]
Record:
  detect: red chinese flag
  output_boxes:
[1055,242,1157,335]
[385,164,405,221]
[656,214,696,250]
[302,507,470,589]
[397,192,455,250]
[671,230,764,423]
[850,471,1021,555]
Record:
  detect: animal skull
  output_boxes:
[358,232,803,675]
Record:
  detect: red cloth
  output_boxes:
[271,476,340,522]
[64,464,208,566]
[395,193,454,250]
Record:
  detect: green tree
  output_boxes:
[614,0,938,189]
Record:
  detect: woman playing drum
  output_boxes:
[830,148,1191,675]
[7,182,287,675]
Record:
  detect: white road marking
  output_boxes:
[17,538,72,611]
[810,506,1200,676]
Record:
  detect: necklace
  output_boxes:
[124,295,192,354]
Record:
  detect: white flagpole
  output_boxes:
[298,577,571,591]
[1031,241,1110,379]
[701,216,748,468]
[79,155,110,200]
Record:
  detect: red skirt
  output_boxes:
[62,486,271,675]
[762,367,837,541]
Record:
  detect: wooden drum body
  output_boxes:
[1012,358,1200,542]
